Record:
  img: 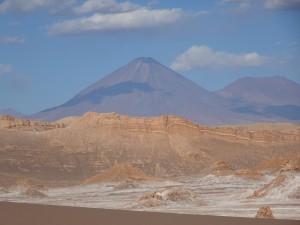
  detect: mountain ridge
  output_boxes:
[217,75,300,106]
[0,109,27,118]
[216,75,300,120]
[2,57,300,125]
[31,57,246,125]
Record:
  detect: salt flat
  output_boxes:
[1,173,299,220]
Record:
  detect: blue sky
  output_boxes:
[0,0,299,114]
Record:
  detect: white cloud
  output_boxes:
[48,8,182,35]
[0,35,26,44]
[73,0,140,14]
[264,0,300,10]
[171,45,266,71]
[0,0,74,13]
[0,64,13,76]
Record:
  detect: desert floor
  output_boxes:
[1,201,299,225]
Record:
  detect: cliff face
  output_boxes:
[0,113,299,186]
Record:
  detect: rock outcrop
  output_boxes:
[255,206,274,219]
[251,175,286,199]
[22,188,47,198]
[134,188,203,208]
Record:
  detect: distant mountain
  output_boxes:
[216,76,300,120]
[217,76,300,106]
[30,58,300,125]
[31,57,246,125]
[0,108,26,118]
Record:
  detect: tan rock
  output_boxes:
[249,175,286,199]
[22,188,47,198]
[135,188,203,209]
[255,206,274,219]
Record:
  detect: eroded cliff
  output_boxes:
[0,113,299,186]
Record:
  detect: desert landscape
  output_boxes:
[1,1,300,224]
[0,113,299,223]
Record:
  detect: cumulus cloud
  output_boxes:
[73,0,140,14]
[264,0,300,10]
[0,0,74,13]
[171,45,266,71]
[0,35,26,44]
[0,64,13,77]
[48,8,182,35]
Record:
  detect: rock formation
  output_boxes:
[255,206,274,219]
[251,175,287,198]
[0,113,299,186]
[22,188,47,198]
[134,188,203,208]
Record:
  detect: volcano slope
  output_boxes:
[31,57,251,125]
[0,113,299,187]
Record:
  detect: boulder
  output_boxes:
[255,206,274,219]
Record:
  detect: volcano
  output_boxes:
[31,57,300,125]
[32,57,245,125]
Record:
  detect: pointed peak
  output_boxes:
[133,57,159,64]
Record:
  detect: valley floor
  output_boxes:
[1,201,299,225]
[1,173,299,220]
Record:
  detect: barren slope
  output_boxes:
[0,113,299,186]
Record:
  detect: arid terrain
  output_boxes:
[0,113,299,220]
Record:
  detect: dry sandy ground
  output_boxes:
[0,201,299,225]
[1,173,299,220]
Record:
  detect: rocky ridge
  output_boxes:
[0,115,63,131]
[0,113,299,187]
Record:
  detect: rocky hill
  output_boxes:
[0,113,299,187]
